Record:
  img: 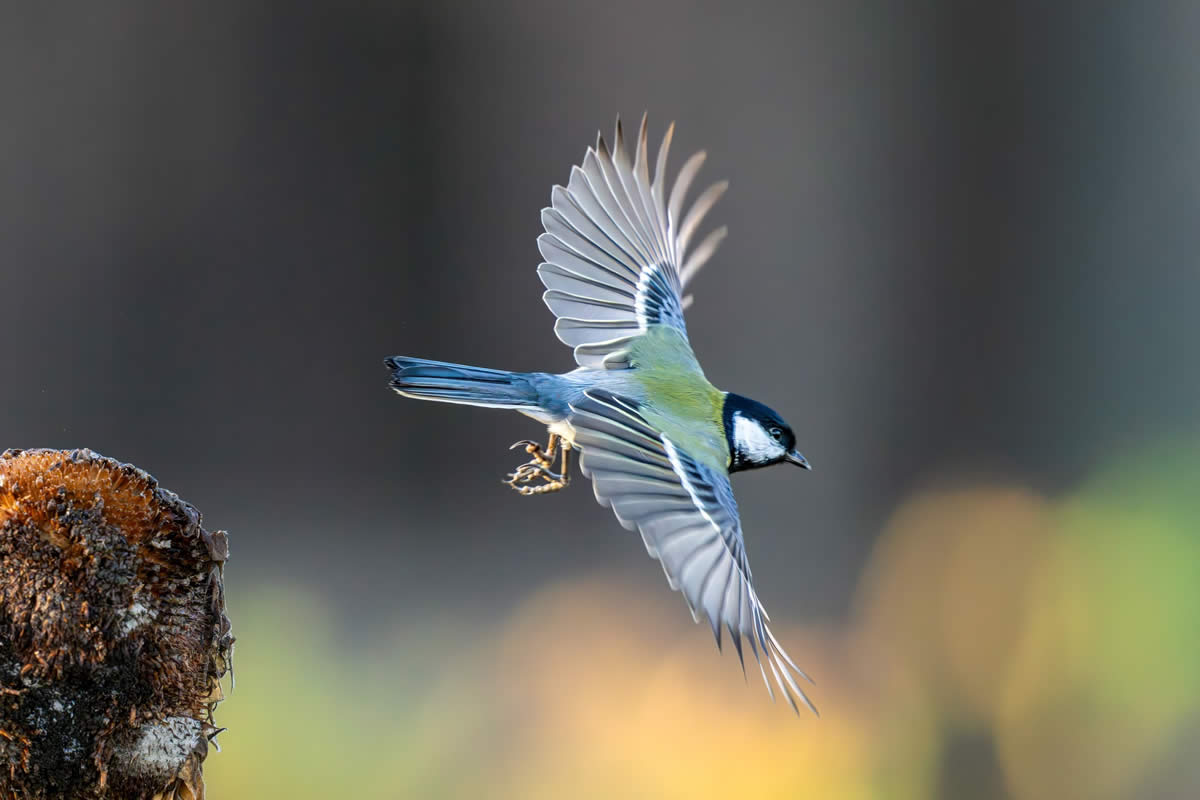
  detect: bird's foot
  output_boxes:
[511,474,569,496]
[504,435,572,496]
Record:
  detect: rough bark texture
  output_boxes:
[0,449,231,800]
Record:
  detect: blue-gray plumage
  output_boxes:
[386,116,816,715]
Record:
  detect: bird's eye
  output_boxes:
[769,427,783,442]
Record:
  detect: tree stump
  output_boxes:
[0,449,232,800]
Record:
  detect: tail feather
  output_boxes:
[385,357,540,410]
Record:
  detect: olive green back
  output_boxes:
[627,326,729,469]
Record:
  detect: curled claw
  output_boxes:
[508,437,554,470]
[521,466,562,482]
[503,433,572,495]
[505,462,562,486]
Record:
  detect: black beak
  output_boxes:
[785,450,811,470]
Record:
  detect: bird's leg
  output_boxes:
[556,443,572,487]
[504,434,572,495]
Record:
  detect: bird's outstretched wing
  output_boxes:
[538,116,728,368]
[569,389,817,715]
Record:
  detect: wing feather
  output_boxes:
[537,231,633,286]
[613,118,666,264]
[632,114,669,264]
[569,389,817,714]
[539,117,729,365]
[542,208,639,280]
[537,264,636,304]
[582,145,651,264]
[551,183,644,277]
[651,121,674,233]
[543,292,636,323]
[668,151,707,234]
[553,318,642,347]
[596,131,657,264]
[677,180,729,260]
[564,167,646,272]
[680,226,728,287]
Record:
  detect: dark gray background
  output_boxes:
[2,0,1197,630]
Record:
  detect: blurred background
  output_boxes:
[3,1,1199,797]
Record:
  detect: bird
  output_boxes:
[386,115,817,714]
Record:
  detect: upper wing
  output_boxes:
[538,116,729,368]
[569,389,817,715]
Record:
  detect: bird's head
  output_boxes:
[722,393,810,473]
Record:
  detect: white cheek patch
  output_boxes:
[733,414,786,463]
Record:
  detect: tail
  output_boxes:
[385,356,541,410]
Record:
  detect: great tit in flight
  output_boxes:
[387,117,816,714]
